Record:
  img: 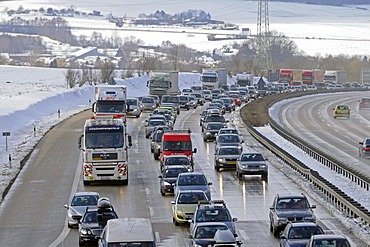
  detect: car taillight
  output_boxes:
[364,147,370,151]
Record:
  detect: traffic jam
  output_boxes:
[64,78,353,247]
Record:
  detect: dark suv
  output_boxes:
[269,194,316,237]
[76,198,118,246]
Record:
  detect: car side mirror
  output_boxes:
[64,204,69,209]
[193,148,197,153]
[311,205,316,209]
[359,142,363,145]
[158,175,163,179]
[171,201,175,205]
[280,235,286,240]
[265,158,269,161]
[233,218,238,222]
[208,182,212,185]
[269,206,274,210]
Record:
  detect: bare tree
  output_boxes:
[99,60,116,83]
[65,68,80,88]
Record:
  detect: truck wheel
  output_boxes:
[136,113,140,118]
[83,180,91,186]
[122,178,128,185]
[262,173,268,181]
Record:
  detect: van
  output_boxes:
[98,218,156,246]
[160,130,197,165]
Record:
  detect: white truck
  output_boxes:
[200,68,228,89]
[236,73,253,87]
[323,70,347,84]
[93,85,127,122]
[78,116,132,185]
[147,71,179,98]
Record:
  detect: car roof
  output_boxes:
[73,191,100,196]
[194,222,228,227]
[178,172,206,176]
[288,222,320,227]
[311,234,348,240]
[276,194,307,199]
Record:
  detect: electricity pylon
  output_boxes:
[254,0,273,74]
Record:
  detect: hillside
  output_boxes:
[275,0,370,5]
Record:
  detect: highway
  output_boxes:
[0,99,367,247]
[278,91,370,176]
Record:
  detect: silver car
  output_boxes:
[126,98,142,118]
[236,152,268,180]
[359,138,370,158]
[214,134,243,152]
[141,96,157,111]
[214,146,242,171]
[64,191,100,228]
[145,119,167,138]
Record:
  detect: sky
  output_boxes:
[1,1,370,55]
[0,64,369,244]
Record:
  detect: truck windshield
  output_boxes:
[96,101,126,113]
[163,141,192,151]
[85,131,124,149]
[150,80,170,88]
[201,76,217,83]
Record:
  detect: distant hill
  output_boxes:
[274,0,370,6]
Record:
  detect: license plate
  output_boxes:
[228,162,236,165]
[100,176,111,180]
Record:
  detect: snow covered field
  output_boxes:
[1,1,370,55]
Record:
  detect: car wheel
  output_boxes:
[269,222,273,233]
[136,113,140,118]
[79,241,85,247]
[161,189,165,196]
[150,147,154,153]
[203,137,207,142]
[154,153,159,160]
[173,217,179,226]
[146,134,149,139]
[215,165,220,172]
[237,170,242,179]
[67,222,73,229]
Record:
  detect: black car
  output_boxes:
[203,122,225,142]
[269,194,316,237]
[76,198,118,246]
[158,165,189,196]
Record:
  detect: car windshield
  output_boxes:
[195,225,228,239]
[195,208,232,222]
[207,124,223,130]
[312,239,350,247]
[218,135,240,143]
[148,120,166,127]
[288,226,324,239]
[126,99,138,106]
[219,148,241,155]
[276,198,309,209]
[178,175,207,186]
[337,105,348,110]
[205,115,225,122]
[142,98,154,103]
[241,153,264,161]
[163,141,192,151]
[71,195,99,206]
[165,157,190,165]
[177,192,207,204]
[164,167,188,178]
[82,212,98,223]
[219,129,238,135]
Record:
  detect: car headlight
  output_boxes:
[80,228,93,235]
[132,109,138,112]
[205,132,212,135]
[218,158,225,162]
[305,216,316,221]
[276,216,287,223]
[194,244,203,247]
[163,181,171,186]
[260,164,267,168]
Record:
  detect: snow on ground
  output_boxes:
[1,1,370,55]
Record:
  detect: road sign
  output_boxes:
[2,132,10,136]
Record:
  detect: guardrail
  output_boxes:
[239,91,370,227]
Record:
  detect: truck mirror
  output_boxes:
[146,81,149,87]
[170,82,172,88]
[128,135,133,147]
[92,102,96,112]
[78,134,84,149]
[193,148,197,153]
[158,148,161,153]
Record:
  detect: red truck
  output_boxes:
[160,130,197,165]
[278,69,293,84]
[302,70,324,85]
